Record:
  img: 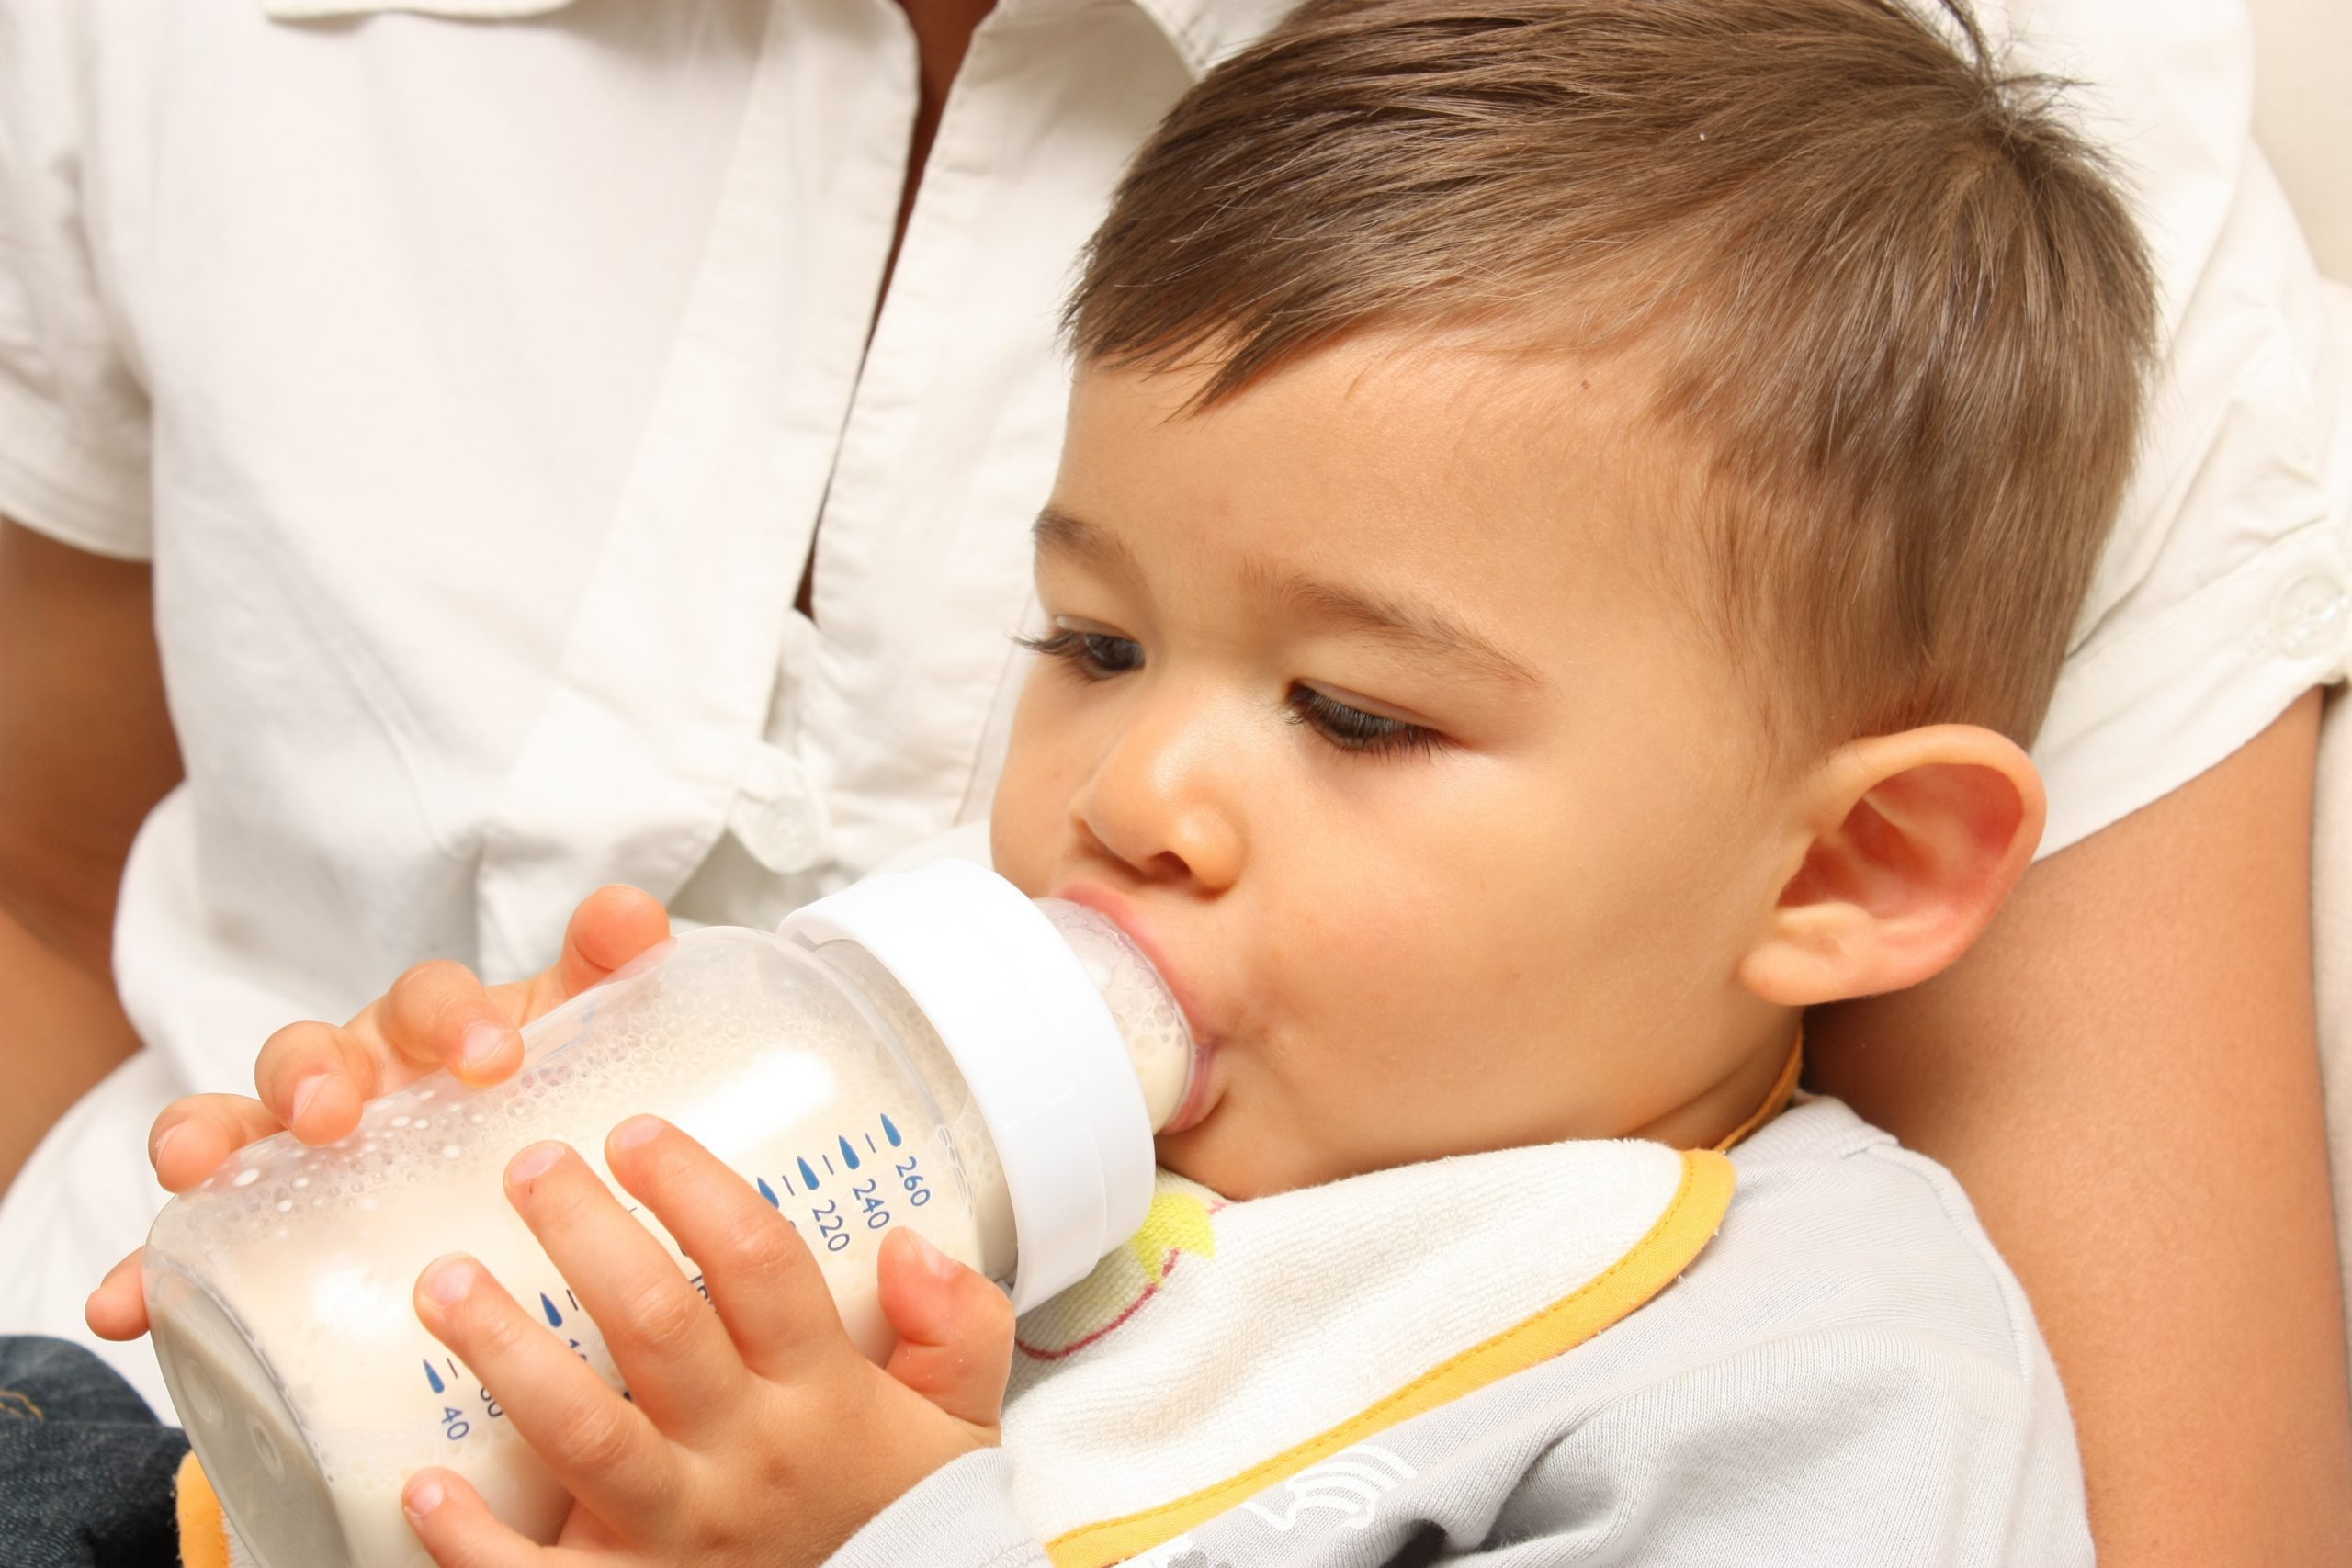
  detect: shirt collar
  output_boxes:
[262,0,574,17]
[261,0,1291,75]
[1124,0,1294,75]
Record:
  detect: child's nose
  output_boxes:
[1070,690,1244,893]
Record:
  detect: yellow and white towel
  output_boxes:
[1002,1139,1736,1567]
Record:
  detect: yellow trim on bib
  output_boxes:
[1043,1147,1738,1568]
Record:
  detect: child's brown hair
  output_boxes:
[1067,0,2156,748]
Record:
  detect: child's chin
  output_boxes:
[1154,1124,1238,1199]
[1155,1115,1330,1203]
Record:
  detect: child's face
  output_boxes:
[991,337,1805,1199]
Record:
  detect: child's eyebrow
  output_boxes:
[1254,567,1542,690]
[1035,504,1539,689]
[1034,504,1141,580]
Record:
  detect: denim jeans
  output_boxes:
[0,1336,187,1567]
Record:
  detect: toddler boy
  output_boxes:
[136,0,2153,1563]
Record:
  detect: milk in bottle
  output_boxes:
[143,861,1195,1568]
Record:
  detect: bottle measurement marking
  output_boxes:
[774,1117,907,1202]
[412,1119,941,1439]
[425,1350,510,1441]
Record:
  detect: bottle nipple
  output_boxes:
[1034,900,1198,1132]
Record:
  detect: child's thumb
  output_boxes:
[876,1227,1014,1435]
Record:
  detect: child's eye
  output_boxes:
[1286,685,1440,758]
[1020,631,1436,757]
[1018,627,1144,680]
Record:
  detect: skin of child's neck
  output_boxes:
[989,333,2042,1201]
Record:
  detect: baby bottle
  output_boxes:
[142,860,1194,1568]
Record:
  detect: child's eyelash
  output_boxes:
[1017,628,1440,758]
[1284,687,1440,758]
[1015,628,1142,680]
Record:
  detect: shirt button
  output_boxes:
[2268,570,2349,660]
[729,743,832,875]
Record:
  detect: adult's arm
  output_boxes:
[1807,689,2352,1567]
[0,517,182,1196]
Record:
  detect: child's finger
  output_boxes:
[250,1022,379,1144]
[412,1252,675,1533]
[378,959,524,1087]
[548,886,673,999]
[402,1467,553,1568]
[85,1250,150,1341]
[148,1093,288,1189]
[503,1140,742,1433]
[604,1116,847,1381]
[876,1227,1015,1434]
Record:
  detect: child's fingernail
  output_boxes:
[610,1116,664,1153]
[421,1257,478,1309]
[505,1142,565,1186]
[459,1021,510,1076]
[404,1476,446,1517]
[150,1125,181,1170]
[289,1076,329,1126]
[907,1230,959,1280]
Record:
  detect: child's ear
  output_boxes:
[1738,725,2044,1008]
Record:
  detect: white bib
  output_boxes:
[1004,1140,1737,1567]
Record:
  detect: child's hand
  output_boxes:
[85,886,673,1341]
[401,1115,1013,1568]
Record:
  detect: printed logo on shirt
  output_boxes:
[1239,1446,1418,1534]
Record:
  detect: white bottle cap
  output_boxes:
[778,861,1156,1311]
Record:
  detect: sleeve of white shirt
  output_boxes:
[2008,0,2352,854]
[0,1,153,559]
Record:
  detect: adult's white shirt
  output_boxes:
[0,0,2345,1416]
